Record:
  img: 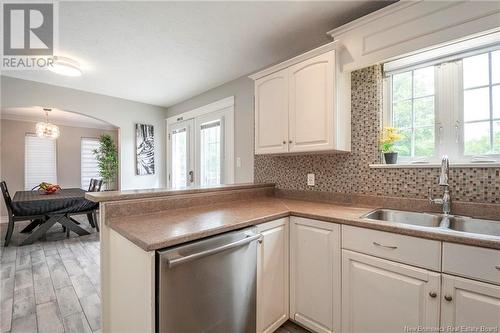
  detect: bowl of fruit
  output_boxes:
[37,182,61,195]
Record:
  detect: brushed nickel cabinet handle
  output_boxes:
[289,140,293,144]
[429,292,437,298]
[444,295,453,302]
[282,141,286,144]
[373,241,398,250]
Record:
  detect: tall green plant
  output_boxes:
[93,134,118,189]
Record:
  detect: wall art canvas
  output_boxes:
[136,123,155,175]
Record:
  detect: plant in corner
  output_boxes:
[380,127,403,164]
[93,134,118,190]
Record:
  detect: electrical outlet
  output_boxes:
[307,173,315,186]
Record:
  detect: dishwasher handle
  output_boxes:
[166,233,262,268]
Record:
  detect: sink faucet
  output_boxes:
[428,155,451,215]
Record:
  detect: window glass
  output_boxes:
[81,138,100,190]
[494,121,500,154]
[493,85,500,119]
[462,51,498,156]
[200,120,221,187]
[463,88,490,122]
[463,53,489,89]
[171,129,187,188]
[392,72,412,101]
[391,66,435,158]
[464,121,491,155]
[492,50,500,84]
[25,135,57,190]
[413,67,434,98]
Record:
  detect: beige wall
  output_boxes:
[166,76,254,183]
[1,119,118,214]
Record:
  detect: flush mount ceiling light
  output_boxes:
[49,56,83,77]
[36,108,60,139]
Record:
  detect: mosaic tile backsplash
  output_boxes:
[254,65,500,204]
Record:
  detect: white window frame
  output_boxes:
[383,44,500,164]
[166,96,235,188]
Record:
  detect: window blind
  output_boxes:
[81,138,101,190]
[25,134,57,190]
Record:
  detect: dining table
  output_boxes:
[12,188,96,245]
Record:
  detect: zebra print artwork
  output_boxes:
[136,123,155,175]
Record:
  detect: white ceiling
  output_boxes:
[2,1,393,107]
[1,107,118,130]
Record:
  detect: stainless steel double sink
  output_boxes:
[362,209,500,237]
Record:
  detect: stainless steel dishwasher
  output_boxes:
[157,227,262,333]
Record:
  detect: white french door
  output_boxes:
[167,97,234,189]
[168,119,195,188]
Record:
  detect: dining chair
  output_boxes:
[1,181,45,246]
[65,178,103,236]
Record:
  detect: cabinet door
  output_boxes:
[288,51,335,153]
[441,274,500,329]
[255,70,289,154]
[256,218,289,333]
[290,217,341,333]
[342,250,441,333]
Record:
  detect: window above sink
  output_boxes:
[382,33,500,166]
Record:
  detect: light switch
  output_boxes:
[236,157,241,168]
[307,173,315,186]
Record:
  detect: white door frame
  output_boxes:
[166,96,235,188]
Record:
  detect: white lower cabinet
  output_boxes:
[441,274,500,329]
[256,218,289,333]
[342,249,441,333]
[290,217,341,333]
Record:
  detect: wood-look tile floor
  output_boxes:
[0,217,309,333]
[0,216,100,333]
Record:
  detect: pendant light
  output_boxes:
[36,108,60,139]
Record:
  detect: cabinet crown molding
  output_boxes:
[248,41,337,80]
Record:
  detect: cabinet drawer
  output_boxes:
[443,243,500,285]
[342,225,441,271]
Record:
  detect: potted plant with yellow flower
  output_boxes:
[380,127,403,164]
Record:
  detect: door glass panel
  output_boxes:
[171,128,188,188]
[200,120,221,187]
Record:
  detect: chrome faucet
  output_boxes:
[428,155,451,215]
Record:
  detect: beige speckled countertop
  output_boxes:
[107,197,500,251]
[86,183,275,202]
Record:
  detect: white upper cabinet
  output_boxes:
[251,44,349,154]
[256,218,289,333]
[441,274,500,329]
[288,51,334,153]
[255,71,289,154]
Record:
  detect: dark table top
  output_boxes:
[13,188,86,202]
[12,188,97,216]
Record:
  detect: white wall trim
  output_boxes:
[326,1,500,72]
[166,96,235,188]
[248,41,337,80]
[327,1,417,39]
[166,96,234,125]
